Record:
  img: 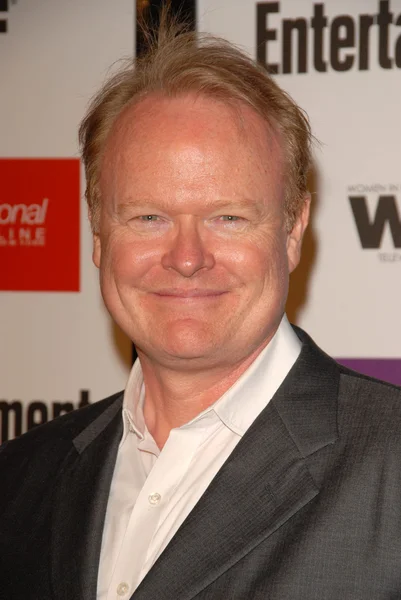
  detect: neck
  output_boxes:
[138,343,270,449]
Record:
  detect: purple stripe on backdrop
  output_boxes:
[337,359,401,386]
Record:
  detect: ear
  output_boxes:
[92,233,101,268]
[286,194,311,274]
[87,205,102,268]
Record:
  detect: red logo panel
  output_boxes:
[0,159,80,291]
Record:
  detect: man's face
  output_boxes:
[94,94,309,370]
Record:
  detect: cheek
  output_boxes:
[100,234,161,287]
[221,234,288,287]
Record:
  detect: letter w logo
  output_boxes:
[349,195,401,249]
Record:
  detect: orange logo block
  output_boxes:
[0,158,80,291]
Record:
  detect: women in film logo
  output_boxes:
[0,158,80,291]
[348,183,401,262]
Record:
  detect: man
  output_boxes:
[1,19,401,600]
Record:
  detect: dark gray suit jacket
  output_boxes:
[2,327,401,599]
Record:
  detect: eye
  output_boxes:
[209,214,248,233]
[132,215,164,226]
[219,215,242,222]
[138,215,160,222]
[127,213,169,233]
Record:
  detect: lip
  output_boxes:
[152,289,227,298]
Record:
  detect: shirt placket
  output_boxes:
[107,421,209,599]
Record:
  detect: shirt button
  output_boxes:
[148,492,161,505]
[117,582,129,596]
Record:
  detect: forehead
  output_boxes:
[100,93,284,204]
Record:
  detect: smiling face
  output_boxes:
[94,93,309,371]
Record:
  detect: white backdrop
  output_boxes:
[0,0,134,441]
[198,0,401,367]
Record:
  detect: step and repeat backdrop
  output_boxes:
[1,0,401,442]
[0,0,135,442]
[198,0,401,379]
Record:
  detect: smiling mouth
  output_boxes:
[153,289,227,298]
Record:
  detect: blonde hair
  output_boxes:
[79,17,312,232]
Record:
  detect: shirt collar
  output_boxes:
[208,315,301,435]
[121,359,146,446]
[121,315,301,444]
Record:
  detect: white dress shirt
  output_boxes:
[97,315,301,600]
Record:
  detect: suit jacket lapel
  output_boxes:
[50,396,123,600]
[133,331,340,600]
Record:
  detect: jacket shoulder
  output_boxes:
[295,323,401,395]
[337,364,401,421]
[293,324,401,421]
[0,390,123,457]
[0,391,123,512]
[338,361,401,393]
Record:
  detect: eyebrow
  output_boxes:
[116,197,266,217]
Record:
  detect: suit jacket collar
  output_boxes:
[132,327,340,600]
[274,325,339,457]
[50,395,123,600]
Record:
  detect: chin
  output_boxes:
[149,320,222,362]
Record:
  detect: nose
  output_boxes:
[161,218,215,277]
